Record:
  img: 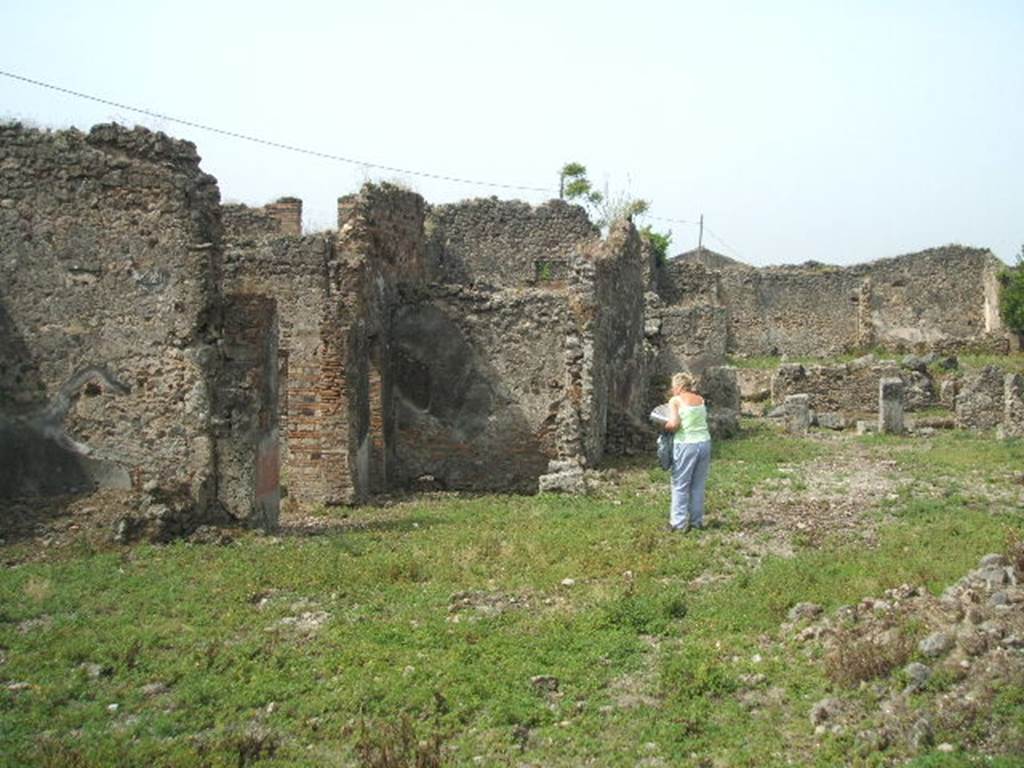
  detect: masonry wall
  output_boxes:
[425,198,598,287]
[648,261,730,376]
[657,246,1007,362]
[0,123,225,515]
[583,221,649,461]
[221,216,337,505]
[335,185,427,502]
[391,284,571,491]
[218,295,279,528]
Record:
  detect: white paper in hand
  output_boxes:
[649,404,671,425]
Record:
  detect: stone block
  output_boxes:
[879,378,905,434]
[816,411,846,430]
[538,467,586,494]
[1000,372,1024,440]
[855,420,877,435]
[708,408,740,440]
[784,394,811,435]
[956,365,1005,430]
[939,379,958,409]
[699,366,740,412]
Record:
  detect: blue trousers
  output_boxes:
[670,440,711,529]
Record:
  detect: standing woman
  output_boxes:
[663,372,712,532]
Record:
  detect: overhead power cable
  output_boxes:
[0,68,741,250]
[0,69,553,194]
[704,225,744,260]
[645,214,692,227]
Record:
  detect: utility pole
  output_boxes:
[698,213,704,255]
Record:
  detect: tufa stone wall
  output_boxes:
[391,285,571,492]
[425,197,598,288]
[658,246,1008,365]
[0,123,222,512]
[769,358,936,414]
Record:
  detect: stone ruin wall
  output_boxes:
[646,261,730,379]
[393,199,650,490]
[425,197,596,288]
[3,120,1018,533]
[219,191,654,498]
[391,284,574,492]
[654,247,1007,370]
[0,123,230,521]
[584,222,651,458]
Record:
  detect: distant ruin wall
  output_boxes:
[719,265,861,357]
[425,198,598,287]
[0,123,225,515]
[656,247,1007,364]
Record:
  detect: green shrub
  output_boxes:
[998,247,1024,333]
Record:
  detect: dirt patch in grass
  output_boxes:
[730,435,907,561]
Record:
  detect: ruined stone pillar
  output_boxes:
[784,394,811,435]
[998,372,1024,440]
[857,278,875,349]
[268,197,302,237]
[879,377,905,434]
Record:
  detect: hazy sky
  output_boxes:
[2,1,1021,266]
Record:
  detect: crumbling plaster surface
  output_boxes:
[0,123,223,514]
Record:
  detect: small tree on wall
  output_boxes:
[999,245,1024,334]
[558,162,672,265]
[559,162,603,208]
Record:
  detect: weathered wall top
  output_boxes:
[0,121,224,511]
[425,197,598,287]
[656,242,1007,361]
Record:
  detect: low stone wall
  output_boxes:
[770,358,936,414]
[1001,373,1024,439]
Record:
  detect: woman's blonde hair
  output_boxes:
[671,372,696,395]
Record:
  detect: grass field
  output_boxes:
[2,424,1023,767]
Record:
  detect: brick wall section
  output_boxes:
[424,197,598,287]
[221,229,336,505]
[0,122,225,516]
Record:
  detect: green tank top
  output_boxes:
[675,404,712,444]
